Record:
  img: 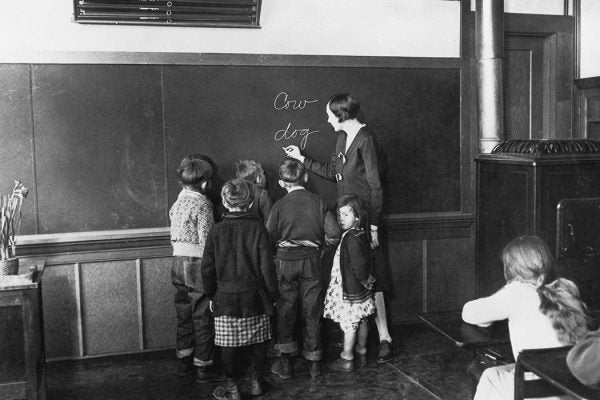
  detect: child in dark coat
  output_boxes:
[323,194,375,373]
[201,178,278,400]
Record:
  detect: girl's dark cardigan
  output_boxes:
[201,211,278,318]
[339,228,373,304]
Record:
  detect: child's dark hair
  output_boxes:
[221,178,253,211]
[328,93,360,122]
[177,157,213,193]
[502,235,589,345]
[185,153,218,174]
[235,159,267,189]
[279,158,305,186]
[336,194,367,230]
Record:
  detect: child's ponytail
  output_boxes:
[538,277,589,345]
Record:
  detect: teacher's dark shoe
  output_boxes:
[377,340,393,363]
[328,357,353,373]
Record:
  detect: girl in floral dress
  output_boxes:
[323,194,375,372]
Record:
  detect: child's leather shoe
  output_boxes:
[357,353,368,367]
[270,356,292,379]
[196,366,225,383]
[213,379,240,400]
[248,372,264,396]
[176,356,193,377]
[309,361,322,377]
[328,357,353,373]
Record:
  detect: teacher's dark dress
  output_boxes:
[303,126,393,296]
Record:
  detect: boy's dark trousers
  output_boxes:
[172,256,214,365]
[274,255,323,361]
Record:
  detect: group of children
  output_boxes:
[169,155,385,400]
[170,151,600,400]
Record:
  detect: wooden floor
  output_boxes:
[46,322,477,400]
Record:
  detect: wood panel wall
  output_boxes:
[17,220,474,360]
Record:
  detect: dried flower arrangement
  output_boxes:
[1,180,29,264]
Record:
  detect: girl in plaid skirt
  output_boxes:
[201,178,278,400]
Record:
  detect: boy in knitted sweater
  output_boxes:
[169,155,220,383]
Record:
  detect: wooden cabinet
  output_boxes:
[476,141,600,309]
[0,261,46,400]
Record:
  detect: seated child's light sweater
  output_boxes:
[169,189,214,257]
[462,281,562,359]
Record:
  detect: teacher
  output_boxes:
[283,93,394,363]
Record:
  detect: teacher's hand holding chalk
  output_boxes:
[283,145,305,162]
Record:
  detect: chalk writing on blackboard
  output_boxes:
[273,91,319,110]
[272,91,320,150]
[274,122,318,150]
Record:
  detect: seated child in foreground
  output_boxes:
[201,178,278,400]
[462,235,589,400]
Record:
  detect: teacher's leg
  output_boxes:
[374,291,393,363]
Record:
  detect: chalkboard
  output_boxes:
[163,65,461,217]
[31,64,167,233]
[0,61,460,234]
[0,65,37,235]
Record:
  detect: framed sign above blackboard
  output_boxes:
[73,0,261,28]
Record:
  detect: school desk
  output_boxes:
[417,312,510,349]
[418,313,600,399]
[515,346,600,400]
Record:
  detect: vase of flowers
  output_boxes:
[0,180,28,275]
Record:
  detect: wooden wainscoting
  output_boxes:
[16,216,475,360]
[17,229,174,361]
[385,213,476,323]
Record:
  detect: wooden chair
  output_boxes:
[515,347,600,400]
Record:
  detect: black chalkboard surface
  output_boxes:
[164,65,461,218]
[1,61,460,234]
